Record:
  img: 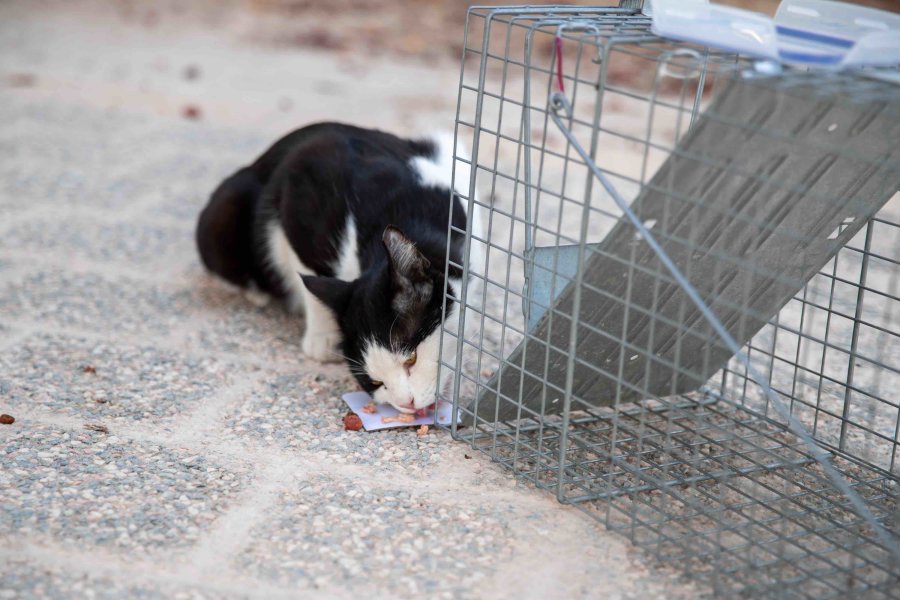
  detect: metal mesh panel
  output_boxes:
[439,4,900,597]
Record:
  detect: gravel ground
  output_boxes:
[1,424,250,553]
[0,334,232,422]
[0,557,231,600]
[236,475,513,597]
[0,1,698,598]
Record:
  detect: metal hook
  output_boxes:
[549,91,573,119]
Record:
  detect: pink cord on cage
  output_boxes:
[555,36,565,93]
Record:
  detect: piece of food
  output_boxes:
[0,414,14,425]
[416,424,429,437]
[343,412,363,431]
[82,365,96,374]
[381,413,416,424]
[7,73,36,88]
[182,104,201,120]
[362,402,378,414]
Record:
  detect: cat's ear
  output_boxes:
[382,226,433,315]
[300,275,353,316]
[383,225,431,274]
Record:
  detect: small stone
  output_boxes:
[84,423,109,434]
[182,104,201,120]
[0,414,14,425]
[183,64,201,80]
[82,365,97,374]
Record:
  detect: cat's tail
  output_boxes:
[195,166,262,288]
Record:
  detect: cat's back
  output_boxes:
[262,125,461,235]
[253,122,435,186]
[257,123,477,275]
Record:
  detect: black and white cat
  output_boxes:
[196,122,482,414]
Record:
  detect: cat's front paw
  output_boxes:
[243,287,271,308]
[302,330,343,363]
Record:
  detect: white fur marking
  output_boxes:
[332,217,360,281]
[243,283,271,308]
[410,132,458,192]
[266,222,310,313]
[410,133,486,283]
[409,135,486,400]
[265,221,345,362]
[362,317,452,413]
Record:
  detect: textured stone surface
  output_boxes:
[0,557,236,600]
[0,270,183,336]
[0,218,193,271]
[170,280,310,362]
[0,334,231,422]
[0,114,156,215]
[237,476,512,597]
[0,424,249,552]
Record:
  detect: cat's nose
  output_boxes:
[403,397,415,409]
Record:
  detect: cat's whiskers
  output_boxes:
[323,348,364,368]
[387,314,401,353]
[341,355,365,368]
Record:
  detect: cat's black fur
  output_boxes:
[196,122,467,394]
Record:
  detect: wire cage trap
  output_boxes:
[439,2,900,597]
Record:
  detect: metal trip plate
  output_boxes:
[471,76,900,425]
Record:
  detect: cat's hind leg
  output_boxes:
[196,167,262,290]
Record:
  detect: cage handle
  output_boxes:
[552,22,603,99]
[655,47,706,80]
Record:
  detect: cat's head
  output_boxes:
[301,226,456,414]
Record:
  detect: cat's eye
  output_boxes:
[370,379,384,388]
[404,351,417,369]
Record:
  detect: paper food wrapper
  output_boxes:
[343,391,459,431]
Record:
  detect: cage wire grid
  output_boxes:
[437,3,900,598]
